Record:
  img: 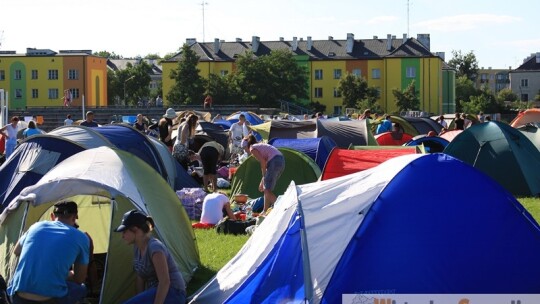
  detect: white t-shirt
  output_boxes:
[200,193,230,225]
[64,118,73,126]
[229,122,249,146]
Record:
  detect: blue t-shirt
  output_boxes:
[8,221,90,298]
[22,128,41,138]
[376,119,392,134]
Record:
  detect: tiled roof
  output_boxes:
[515,55,540,71]
[166,36,436,62]
[108,59,162,75]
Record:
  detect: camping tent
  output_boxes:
[390,116,443,136]
[517,123,540,152]
[374,131,414,145]
[315,119,377,147]
[249,120,317,141]
[444,121,540,196]
[510,108,540,128]
[268,136,337,170]
[226,111,264,125]
[0,146,200,304]
[0,135,86,212]
[49,125,173,188]
[189,153,540,304]
[230,148,321,198]
[439,129,462,142]
[404,135,449,153]
[320,147,417,180]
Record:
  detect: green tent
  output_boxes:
[444,121,540,196]
[230,148,321,199]
[517,123,540,152]
[0,147,199,303]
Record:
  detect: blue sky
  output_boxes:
[1,0,539,69]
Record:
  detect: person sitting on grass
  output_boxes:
[200,192,237,225]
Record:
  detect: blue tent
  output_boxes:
[226,111,264,126]
[0,135,85,212]
[190,153,540,303]
[404,135,449,153]
[268,136,337,170]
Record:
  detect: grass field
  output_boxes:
[186,197,540,297]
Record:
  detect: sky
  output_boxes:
[1,0,539,69]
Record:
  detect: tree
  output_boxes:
[448,50,479,81]
[167,43,206,105]
[233,50,309,107]
[496,88,518,103]
[462,86,501,114]
[125,61,152,105]
[393,80,420,113]
[206,73,241,105]
[455,75,478,111]
[338,73,381,113]
[308,101,326,114]
[144,54,161,60]
[93,51,122,59]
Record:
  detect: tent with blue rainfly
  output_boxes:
[189,153,540,304]
[404,134,449,153]
[444,121,540,196]
[48,124,190,189]
[0,146,200,304]
[0,135,86,213]
[226,111,264,126]
[268,136,337,170]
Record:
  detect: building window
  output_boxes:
[521,94,529,101]
[15,89,23,99]
[372,68,380,79]
[333,69,342,79]
[314,69,323,80]
[521,79,528,87]
[70,88,80,99]
[220,70,228,76]
[333,106,342,115]
[32,89,39,99]
[15,70,22,80]
[68,69,79,80]
[48,88,59,99]
[48,70,59,80]
[0,70,4,80]
[314,87,323,98]
[406,67,416,78]
[333,88,342,98]
[31,70,38,80]
[352,69,361,77]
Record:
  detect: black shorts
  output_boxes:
[200,146,219,175]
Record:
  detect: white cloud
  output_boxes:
[414,14,521,32]
[366,16,399,25]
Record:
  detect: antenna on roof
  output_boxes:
[201,1,209,43]
[407,0,410,37]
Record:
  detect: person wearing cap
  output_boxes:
[8,201,90,304]
[115,210,186,304]
[80,111,98,128]
[159,108,175,152]
[242,134,285,213]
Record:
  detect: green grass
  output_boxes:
[187,228,249,296]
[186,197,540,297]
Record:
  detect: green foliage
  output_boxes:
[206,74,242,105]
[393,80,420,112]
[448,50,479,81]
[144,54,161,60]
[455,75,478,111]
[497,88,518,103]
[535,89,540,102]
[168,44,206,105]
[232,50,309,107]
[462,86,501,114]
[93,51,122,59]
[338,73,381,113]
[307,101,326,114]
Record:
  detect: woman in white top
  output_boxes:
[1,116,20,159]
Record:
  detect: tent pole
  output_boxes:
[297,198,314,303]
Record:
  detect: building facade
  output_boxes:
[510,53,540,104]
[162,33,453,115]
[475,67,511,94]
[0,48,108,109]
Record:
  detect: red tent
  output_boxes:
[321,147,417,181]
[374,131,413,146]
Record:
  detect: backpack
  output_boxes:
[215,218,256,235]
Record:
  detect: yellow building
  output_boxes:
[0,48,107,109]
[162,33,451,115]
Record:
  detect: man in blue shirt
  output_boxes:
[8,201,90,304]
[80,111,98,127]
[376,115,392,134]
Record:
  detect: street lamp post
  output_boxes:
[124,75,135,106]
